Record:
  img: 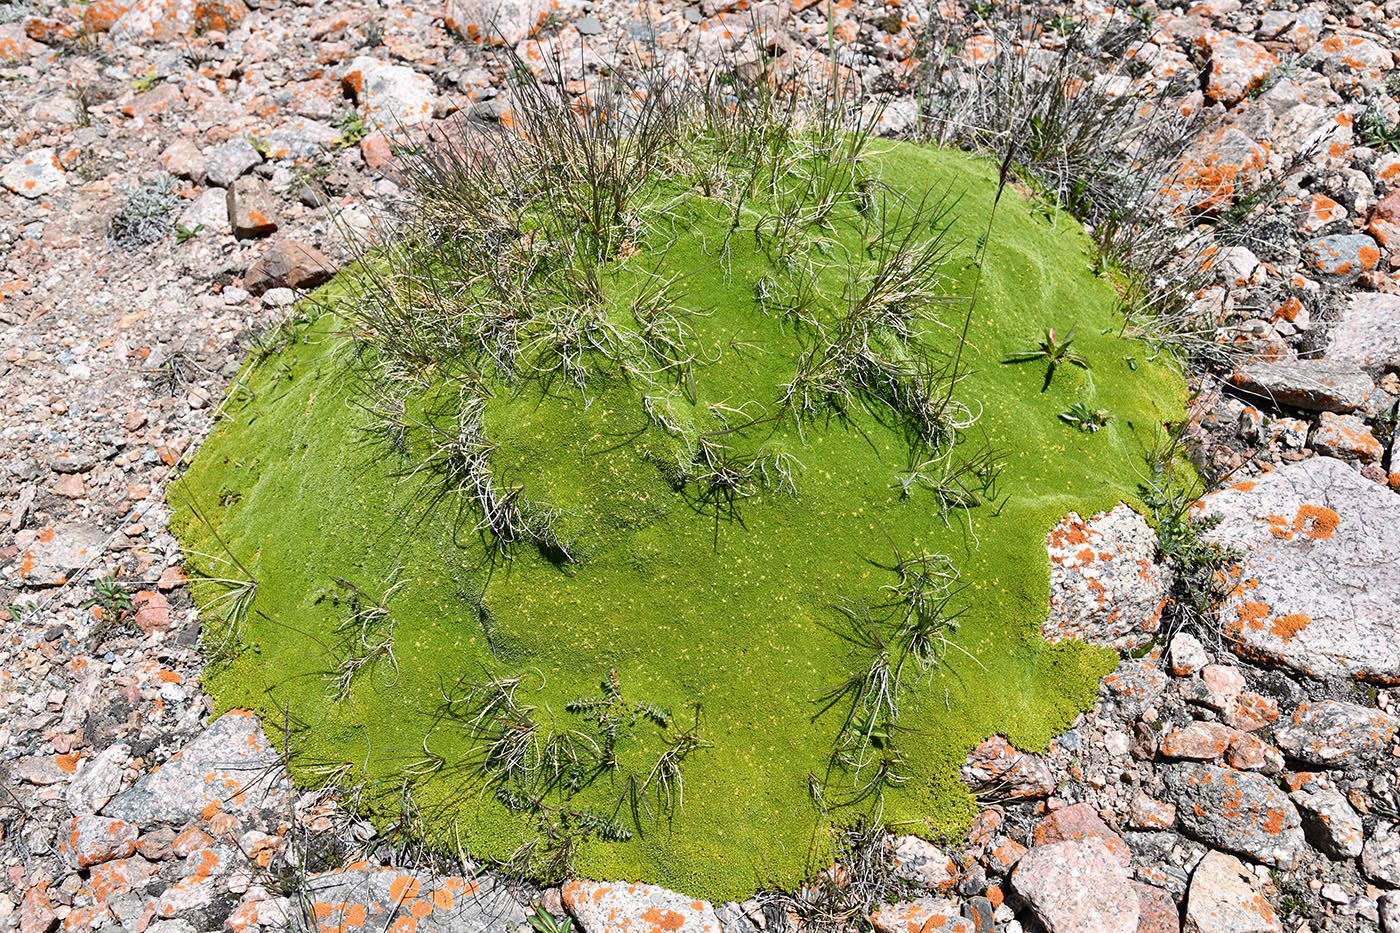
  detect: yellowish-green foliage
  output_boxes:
[171,140,1185,900]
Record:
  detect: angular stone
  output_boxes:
[193,0,246,32]
[1161,764,1304,868]
[1043,504,1167,652]
[1183,850,1281,933]
[65,742,130,814]
[1103,659,1167,719]
[1136,882,1181,933]
[1169,632,1208,676]
[890,836,957,894]
[1128,792,1177,830]
[90,855,158,905]
[1363,824,1400,887]
[1228,360,1373,413]
[960,735,1055,800]
[0,23,44,62]
[1313,33,1394,86]
[340,56,435,127]
[2,148,65,199]
[202,138,261,188]
[244,241,338,295]
[57,814,139,869]
[178,187,230,236]
[445,0,556,45]
[1327,292,1400,375]
[111,0,196,42]
[1291,784,1364,859]
[869,898,973,933]
[1031,803,1131,866]
[1274,700,1398,767]
[1011,837,1139,933]
[1226,692,1279,733]
[103,710,289,825]
[1159,722,1233,761]
[563,880,720,933]
[1198,457,1400,681]
[1311,411,1383,462]
[264,120,339,160]
[227,177,278,239]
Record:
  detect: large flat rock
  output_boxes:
[1198,458,1400,683]
[304,867,524,932]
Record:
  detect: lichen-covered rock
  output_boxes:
[103,710,289,826]
[16,522,105,586]
[960,735,1056,800]
[1310,412,1384,462]
[563,880,720,933]
[1198,457,1400,682]
[890,836,957,894]
[1196,31,1277,104]
[2,148,66,199]
[245,241,338,295]
[444,0,556,45]
[1227,360,1373,412]
[1183,850,1281,933]
[1291,784,1364,859]
[869,898,973,933]
[340,56,435,127]
[227,177,278,239]
[1302,234,1382,281]
[201,137,261,187]
[57,814,139,869]
[1164,127,1268,214]
[1011,837,1139,933]
[1159,722,1234,761]
[1274,700,1399,767]
[305,866,524,932]
[1043,504,1167,651]
[1161,765,1304,868]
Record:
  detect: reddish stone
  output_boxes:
[1159,722,1233,761]
[1032,803,1131,867]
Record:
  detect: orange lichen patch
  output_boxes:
[1293,504,1339,540]
[1237,600,1270,632]
[1270,613,1311,641]
[1266,514,1292,539]
[56,751,81,773]
[1230,480,1256,492]
[388,875,421,903]
[82,0,129,31]
[640,907,687,932]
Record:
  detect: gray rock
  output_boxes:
[1227,360,1373,412]
[1183,850,1281,933]
[1302,234,1382,282]
[1198,457,1400,681]
[340,56,435,127]
[1274,700,1399,768]
[1327,292,1400,374]
[1363,823,1400,887]
[1011,837,1139,933]
[563,880,720,933]
[202,138,262,187]
[1043,504,1168,652]
[16,522,105,587]
[1291,784,1364,858]
[1161,764,1304,868]
[227,177,279,239]
[103,710,289,826]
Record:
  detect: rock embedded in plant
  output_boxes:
[170,69,1186,899]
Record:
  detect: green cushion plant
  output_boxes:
[170,65,1187,900]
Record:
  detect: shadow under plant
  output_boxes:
[168,63,1187,899]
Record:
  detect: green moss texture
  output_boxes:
[171,141,1186,900]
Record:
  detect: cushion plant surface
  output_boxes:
[171,140,1186,900]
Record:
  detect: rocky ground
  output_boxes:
[3,0,1400,931]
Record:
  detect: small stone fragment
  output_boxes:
[869,898,974,933]
[1291,784,1364,859]
[1183,850,1281,933]
[1228,360,1373,413]
[2,148,65,199]
[227,177,279,239]
[1274,700,1399,768]
[1011,837,1139,933]
[1161,764,1304,868]
[960,735,1056,800]
[563,879,720,933]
